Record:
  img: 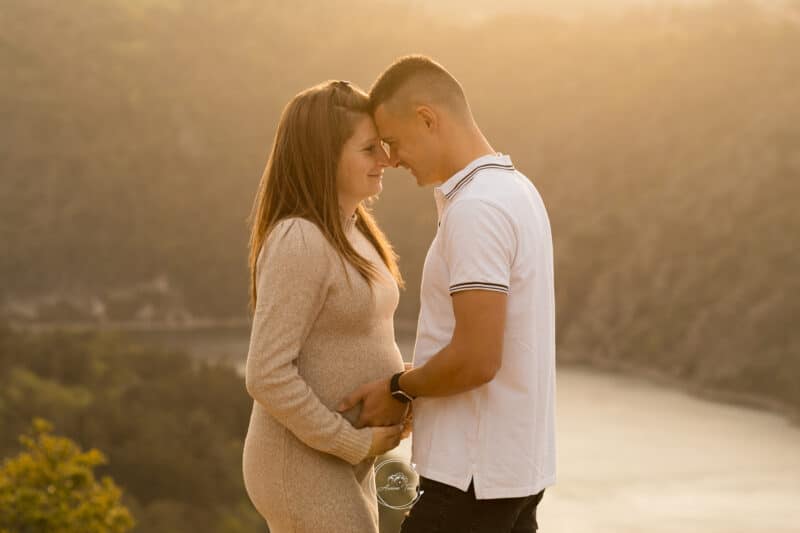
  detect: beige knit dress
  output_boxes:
[242,215,406,533]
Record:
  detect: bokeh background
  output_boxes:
[1,1,798,532]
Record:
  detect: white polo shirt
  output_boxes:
[411,152,557,499]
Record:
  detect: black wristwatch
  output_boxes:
[390,371,415,403]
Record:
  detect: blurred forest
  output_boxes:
[0,323,264,532]
[1,0,798,415]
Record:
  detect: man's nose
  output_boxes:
[376,148,390,168]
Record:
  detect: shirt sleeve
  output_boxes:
[441,199,516,295]
[244,218,373,465]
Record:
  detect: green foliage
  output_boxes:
[0,324,260,532]
[0,418,135,533]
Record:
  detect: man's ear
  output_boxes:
[416,105,438,131]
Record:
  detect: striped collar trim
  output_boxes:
[437,153,515,200]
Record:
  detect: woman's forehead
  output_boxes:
[349,115,379,143]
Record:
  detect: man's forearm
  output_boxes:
[399,342,490,398]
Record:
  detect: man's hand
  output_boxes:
[337,377,409,428]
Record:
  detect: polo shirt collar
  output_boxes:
[433,153,514,220]
[435,152,514,202]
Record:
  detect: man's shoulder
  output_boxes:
[441,195,517,245]
[467,161,533,194]
[471,165,546,214]
[449,171,527,216]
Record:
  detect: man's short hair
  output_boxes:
[369,55,469,116]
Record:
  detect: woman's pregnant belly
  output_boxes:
[297,333,405,424]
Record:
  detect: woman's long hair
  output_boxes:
[246,80,404,313]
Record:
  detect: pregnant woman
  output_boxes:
[242,80,410,532]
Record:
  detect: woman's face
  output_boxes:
[336,114,390,208]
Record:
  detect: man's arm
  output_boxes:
[399,289,506,398]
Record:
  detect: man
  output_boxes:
[337,55,557,532]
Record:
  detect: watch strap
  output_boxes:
[390,371,415,402]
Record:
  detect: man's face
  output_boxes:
[373,103,441,187]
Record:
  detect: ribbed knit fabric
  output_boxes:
[242,215,405,532]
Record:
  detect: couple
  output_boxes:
[242,55,556,533]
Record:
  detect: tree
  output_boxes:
[0,418,134,533]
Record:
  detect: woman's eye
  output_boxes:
[364,144,375,152]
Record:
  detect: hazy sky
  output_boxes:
[395,0,787,23]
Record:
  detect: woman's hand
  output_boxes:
[367,424,405,456]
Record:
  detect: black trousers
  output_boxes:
[400,476,545,533]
